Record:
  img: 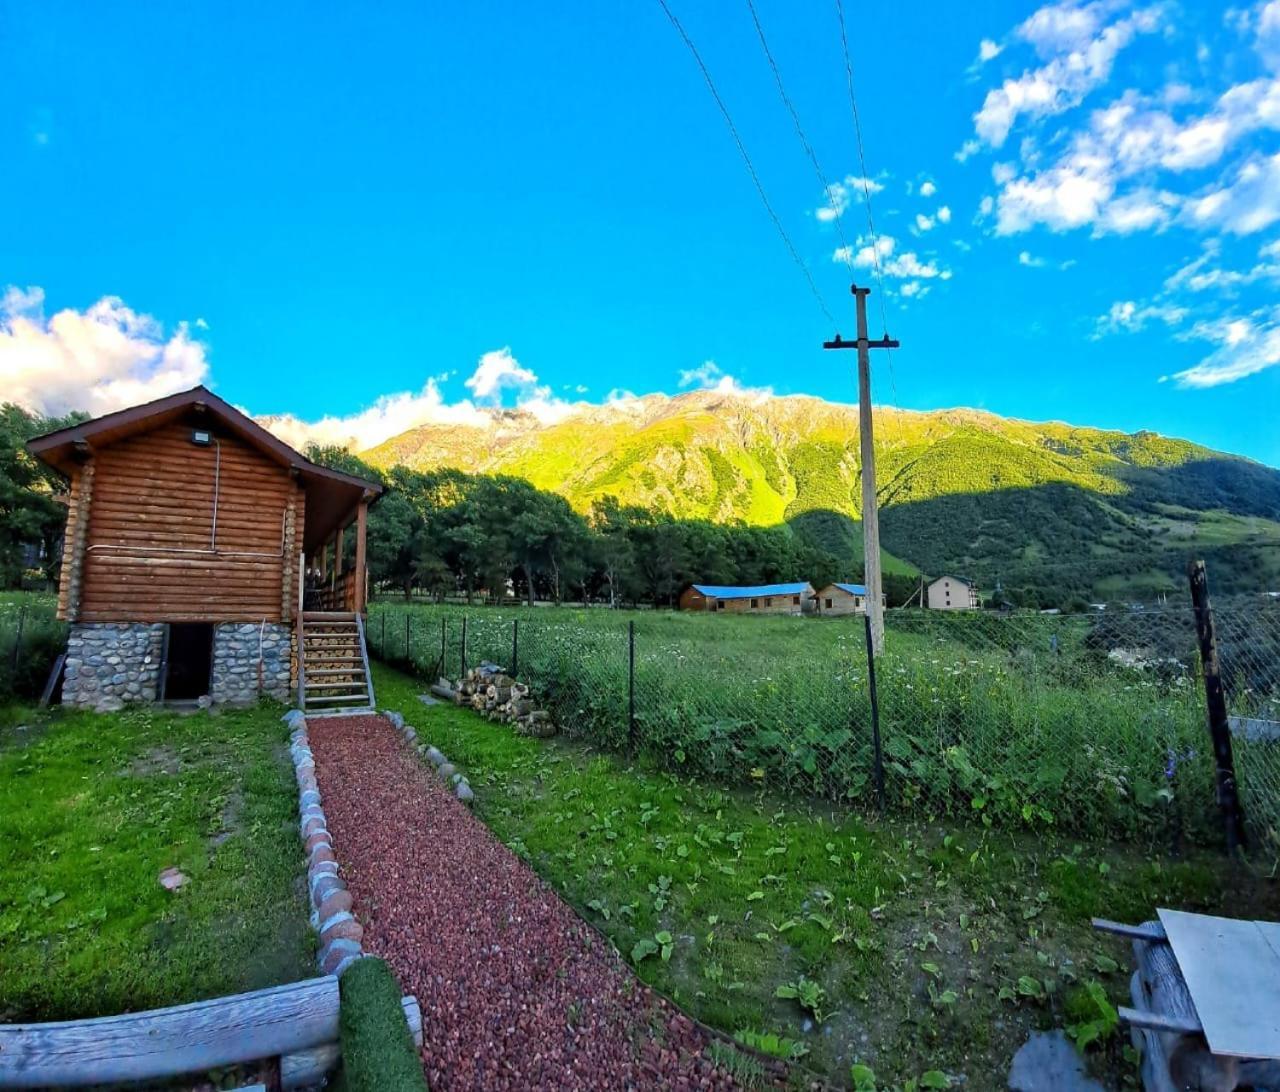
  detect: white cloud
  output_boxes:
[936,205,953,223]
[262,381,490,451]
[840,235,951,280]
[978,38,1003,63]
[1093,298,1189,336]
[1018,250,1046,266]
[1259,0,1280,70]
[972,3,1164,148]
[678,361,726,388]
[1164,240,1280,291]
[265,346,583,449]
[676,360,768,397]
[956,139,982,163]
[464,346,538,399]
[915,213,935,232]
[919,180,938,197]
[1170,311,1280,386]
[1184,152,1280,235]
[986,50,1280,237]
[816,175,885,221]
[0,288,209,418]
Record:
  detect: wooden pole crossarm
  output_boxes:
[823,334,900,350]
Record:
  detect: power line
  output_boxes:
[655,0,836,327]
[834,0,900,405]
[744,0,855,278]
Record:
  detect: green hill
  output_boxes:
[359,390,1280,599]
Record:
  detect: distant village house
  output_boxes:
[926,575,980,610]
[814,582,885,616]
[679,582,815,615]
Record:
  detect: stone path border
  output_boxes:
[383,709,475,803]
[284,709,365,977]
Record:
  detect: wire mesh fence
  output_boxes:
[0,594,66,702]
[368,597,1280,849]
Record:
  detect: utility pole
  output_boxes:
[824,283,899,655]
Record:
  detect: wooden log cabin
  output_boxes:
[28,386,383,713]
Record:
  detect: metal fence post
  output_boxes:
[404,613,410,664]
[461,616,468,679]
[628,620,636,751]
[380,612,385,656]
[1188,559,1247,852]
[512,619,519,676]
[439,618,446,679]
[862,612,886,810]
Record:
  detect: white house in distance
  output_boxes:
[927,575,980,610]
[814,582,884,616]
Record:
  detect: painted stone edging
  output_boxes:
[383,709,475,803]
[284,709,365,977]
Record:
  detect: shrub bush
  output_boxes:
[336,957,428,1092]
[0,595,66,702]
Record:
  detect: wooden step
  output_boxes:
[305,680,371,691]
[303,611,357,621]
[307,668,366,677]
[305,694,372,706]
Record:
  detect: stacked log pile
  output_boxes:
[452,661,557,738]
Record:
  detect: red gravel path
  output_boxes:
[307,714,744,1091]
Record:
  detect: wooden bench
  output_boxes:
[0,976,423,1089]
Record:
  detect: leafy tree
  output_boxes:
[0,404,87,588]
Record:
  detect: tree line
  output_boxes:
[0,405,915,605]
[307,446,923,607]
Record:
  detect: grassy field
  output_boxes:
[375,662,1274,1091]
[0,698,312,1021]
[367,599,1280,847]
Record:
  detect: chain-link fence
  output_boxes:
[0,594,66,702]
[368,597,1280,849]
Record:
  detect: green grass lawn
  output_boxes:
[0,699,312,1021]
[367,599,1246,844]
[375,662,1274,1090]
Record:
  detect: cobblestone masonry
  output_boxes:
[63,621,294,710]
[210,622,293,704]
[63,623,165,710]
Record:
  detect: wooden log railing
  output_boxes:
[0,977,423,1089]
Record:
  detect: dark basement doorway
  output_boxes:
[163,623,213,702]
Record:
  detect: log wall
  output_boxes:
[75,422,299,623]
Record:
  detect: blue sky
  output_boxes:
[2,1,1279,465]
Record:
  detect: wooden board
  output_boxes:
[1157,908,1280,1059]
[0,977,338,1087]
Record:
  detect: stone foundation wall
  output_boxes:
[62,620,295,711]
[210,622,293,704]
[63,623,165,711]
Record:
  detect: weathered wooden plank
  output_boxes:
[1092,917,1167,941]
[1158,908,1280,1059]
[0,977,339,1088]
[1118,1006,1203,1035]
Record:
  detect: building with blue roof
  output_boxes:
[678,581,815,615]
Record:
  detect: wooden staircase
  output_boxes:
[299,611,375,716]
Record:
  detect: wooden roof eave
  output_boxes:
[26,386,384,547]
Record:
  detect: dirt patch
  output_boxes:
[127,745,187,777]
[210,788,244,847]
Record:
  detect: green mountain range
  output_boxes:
[360,390,1280,599]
